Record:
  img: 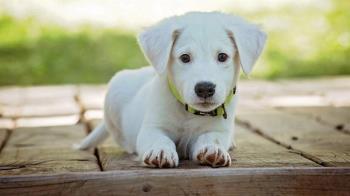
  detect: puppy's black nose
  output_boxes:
[195,82,216,98]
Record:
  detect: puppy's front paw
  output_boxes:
[193,145,231,168]
[142,147,179,168]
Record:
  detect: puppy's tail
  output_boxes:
[74,123,109,150]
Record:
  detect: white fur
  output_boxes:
[76,12,266,168]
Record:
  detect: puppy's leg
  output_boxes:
[137,129,179,168]
[191,132,232,168]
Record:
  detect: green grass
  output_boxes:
[0,16,147,85]
[252,0,350,79]
[0,0,350,86]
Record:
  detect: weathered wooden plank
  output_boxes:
[0,85,79,118]
[236,83,328,113]
[237,109,350,166]
[0,87,22,106]
[98,146,141,171]
[278,77,350,92]
[89,119,317,170]
[265,94,329,107]
[1,101,80,118]
[0,148,99,175]
[78,85,106,110]
[280,106,350,134]
[0,86,77,106]
[237,77,350,110]
[0,125,100,175]
[6,125,87,148]
[0,118,15,129]
[15,115,80,128]
[238,80,286,97]
[276,77,350,107]
[84,110,103,123]
[324,90,350,107]
[233,125,319,167]
[0,168,349,195]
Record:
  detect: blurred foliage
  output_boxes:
[246,0,350,79]
[0,16,147,85]
[0,0,349,85]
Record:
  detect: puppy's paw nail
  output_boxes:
[194,145,231,168]
[142,148,179,168]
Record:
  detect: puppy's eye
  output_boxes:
[217,53,228,62]
[180,54,191,63]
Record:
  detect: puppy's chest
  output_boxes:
[174,117,216,158]
[182,114,223,131]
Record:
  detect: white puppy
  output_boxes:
[76,12,266,168]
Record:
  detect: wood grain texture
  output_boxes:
[0,148,99,175]
[237,77,350,110]
[233,125,319,167]
[89,119,318,170]
[15,115,80,128]
[0,125,100,175]
[278,77,350,106]
[5,125,87,148]
[0,86,78,118]
[0,168,349,196]
[0,86,77,106]
[237,109,350,166]
[280,106,350,134]
[0,79,349,194]
[1,100,80,118]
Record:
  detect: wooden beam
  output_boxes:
[0,168,348,195]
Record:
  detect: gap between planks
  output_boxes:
[236,107,350,167]
[276,107,350,135]
[0,117,16,155]
[74,88,104,172]
[0,129,11,155]
[235,119,327,167]
[74,87,87,125]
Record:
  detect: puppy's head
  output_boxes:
[138,12,266,112]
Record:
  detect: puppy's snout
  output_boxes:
[195,82,216,99]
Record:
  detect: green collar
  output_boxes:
[168,77,236,119]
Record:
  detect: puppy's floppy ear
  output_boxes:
[138,17,180,74]
[224,15,267,74]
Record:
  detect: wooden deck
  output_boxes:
[0,77,349,195]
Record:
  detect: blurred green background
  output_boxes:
[0,0,349,86]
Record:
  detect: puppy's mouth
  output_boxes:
[193,100,219,111]
[197,102,215,107]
